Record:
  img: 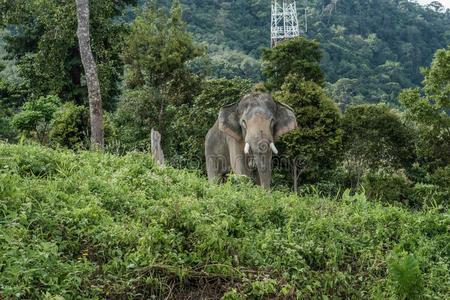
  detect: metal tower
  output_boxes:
[271,0,301,48]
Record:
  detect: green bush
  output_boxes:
[341,104,415,171]
[11,95,61,144]
[362,168,449,209]
[0,78,27,142]
[425,166,450,208]
[0,143,448,299]
[49,102,89,149]
[410,183,447,209]
[363,169,413,206]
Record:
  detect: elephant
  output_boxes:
[205,92,298,189]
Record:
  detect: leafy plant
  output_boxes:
[49,102,89,149]
[0,143,448,299]
[11,95,61,144]
[389,254,424,300]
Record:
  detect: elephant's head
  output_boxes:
[218,92,297,188]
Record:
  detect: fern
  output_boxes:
[390,254,424,300]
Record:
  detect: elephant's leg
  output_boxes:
[206,155,228,183]
[205,125,231,183]
[227,136,251,177]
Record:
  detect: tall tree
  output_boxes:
[114,1,204,152]
[262,37,324,91]
[76,0,104,149]
[400,46,450,171]
[0,0,135,109]
[262,36,341,189]
[274,74,342,189]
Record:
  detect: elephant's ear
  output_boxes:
[274,102,298,139]
[219,102,242,141]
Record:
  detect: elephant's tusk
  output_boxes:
[270,143,278,155]
[244,143,250,154]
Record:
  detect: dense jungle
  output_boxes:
[0,0,449,299]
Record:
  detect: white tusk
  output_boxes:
[270,142,278,155]
[244,143,250,154]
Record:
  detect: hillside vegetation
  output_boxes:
[172,0,450,104]
[0,143,448,299]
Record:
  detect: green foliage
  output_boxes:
[423,46,450,108]
[124,1,203,89]
[116,1,204,153]
[400,46,450,171]
[0,106,15,142]
[11,95,61,144]
[363,169,413,206]
[389,254,424,300]
[0,143,448,298]
[207,45,262,81]
[262,37,324,91]
[0,75,28,142]
[275,74,342,183]
[49,102,89,149]
[325,77,365,110]
[423,166,450,208]
[113,87,161,152]
[361,167,449,209]
[0,0,136,108]
[342,104,415,171]
[168,77,253,168]
[149,0,450,104]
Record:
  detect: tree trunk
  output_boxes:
[151,129,165,166]
[76,0,104,150]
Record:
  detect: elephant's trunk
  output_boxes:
[248,139,273,189]
[254,152,272,189]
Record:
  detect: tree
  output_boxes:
[262,37,324,91]
[115,1,204,152]
[274,74,342,189]
[400,46,450,171]
[0,0,136,109]
[11,95,61,144]
[261,36,341,189]
[76,0,104,149]
[326,78,364,110]
[49,102,89,149]
[340,104,415,189]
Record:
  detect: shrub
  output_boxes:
[425,166,450,208]
[49,102,89,149]
[0,144,448,299]
[11,95,61,144]
[363,169,413,206]
[0,107,15,142]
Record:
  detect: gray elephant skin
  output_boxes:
[205,92,298,189]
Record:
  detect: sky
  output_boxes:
[416,0,450,9]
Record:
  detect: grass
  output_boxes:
[0,143,448,299]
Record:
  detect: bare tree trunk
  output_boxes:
[151,129,165,166]
[76,0,104,150]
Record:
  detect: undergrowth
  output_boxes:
[0,143,448,299]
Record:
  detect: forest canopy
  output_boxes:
[153,0,450,105]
